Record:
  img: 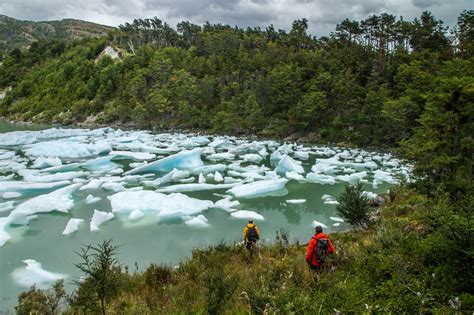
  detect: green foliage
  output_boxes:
[336,182,371,228]
[70,239,122,315]
[15,280,66,315]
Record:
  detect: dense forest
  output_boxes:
[2,10,473,313]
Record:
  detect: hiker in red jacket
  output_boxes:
[305,225,335,271]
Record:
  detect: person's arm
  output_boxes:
[243,226,248,242]
[328,238,335,254]
[255,226,261,239]
[305,238,315,262]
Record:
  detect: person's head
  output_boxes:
[248,219,254,224]
[315,226,323,234]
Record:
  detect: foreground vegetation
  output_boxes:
[16,186,473,314]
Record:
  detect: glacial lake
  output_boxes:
[0,120,410,311]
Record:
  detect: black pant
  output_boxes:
[246,241,256,250]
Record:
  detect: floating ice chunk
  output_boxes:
[155,183,237,193]
[2,192,22,199]
[329,216,344,222]
[129,161,148,169]
[0,151,15,160]
[214,171,224,182]
[207,152,235,161]
[184,215,209,227]
[125,148,204,174]
[285,171,305,181]
[90,210,114,231]
[227,179,288,199]
[224,177,241,184]
[0,217,12,246]
[230,210,264,221]
[108,168,124,175]
[312,220,328,229]
[373,170,397,184]
[190,164,226,175]
[11,259,68,289]
[19,169,88,183]
[128,209,144,221]
[333,223,341,227]
[276,155,304,175]
[306,173,336,185]
[316,155,378,170]
[215,198,240,212]
[143,169,190,187]
[62,218,84,235]
[31,156,62,169]
[80,179,104,190]
[270,150,283,163]
[101,182,126,192]
[109,190,213,218]
[86,194,101,204]
[110,151,156,161]
[362,191,378,200]
[8,184,82,224]
[24,140,111,159]
[321,194,339,205]
[208,138,228,148]
[0,180,70,195]
[198,173,206,183]
[336,171,367,183]
[0,201,15,212]
[40,163,81,173]
[179,177,195,183]
[294,151,309,160]
[285,199,306,204]
[242,154,263,163]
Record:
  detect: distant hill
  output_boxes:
[0,15,114,54]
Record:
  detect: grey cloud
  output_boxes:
[411,0,440,9]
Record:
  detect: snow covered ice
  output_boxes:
[11,259,67,289]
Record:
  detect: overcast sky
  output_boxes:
[1,0,472,36]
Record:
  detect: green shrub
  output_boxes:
[15,280,66,315]
[336,182,371,228]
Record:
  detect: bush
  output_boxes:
[15,280,66,315]
[336,182,371,228]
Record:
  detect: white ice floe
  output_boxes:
[230,210,265,221]
[329,216,344,222]
[306,173,336,185]
[19,169,88,183]
[8,184,82,225]
[110,151,156,161]
[214,171,224,182]
[214,198,240,212]
[11,259,68,289]
[0,180,70,195]
[207,152,235,161]
[336,171,367,183]
[155,183,237,193]
[86,194,101,204]
[184,214,209,227]
[285,199,306,204]
[2,192,21,199]
[321,194,339,205]
[0,217,12,246]
[108,190,213,218]
[81,156,119,173]
[31,156,62,169]
[293,151,309,160]
[24,140,111,159]
[101,182,126,192]
[90,210,114,231]
[128,209,145,221]
[333,223,341,227]
[62,218,84,235]
[276,155,304,175]
[312,220,328,229]
[285,171,305,181]
[242,154,263,163]
[143,169,190,187]
[125,148,204,174]
[227,179,288,199]
[0,201,15,212]
[362,191,378,200]
[198,173,206,183]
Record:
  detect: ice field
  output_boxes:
[0,123,411,310]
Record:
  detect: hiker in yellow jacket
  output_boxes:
[243,219,260,250]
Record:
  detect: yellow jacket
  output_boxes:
[243,223,260,242]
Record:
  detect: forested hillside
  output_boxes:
[0,15,113,54]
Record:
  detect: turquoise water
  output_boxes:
[0,119,401,311]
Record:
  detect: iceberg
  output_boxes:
[227,179,288,199]
[293,151,309,160]
[336,171,367,183]
[214,198,240,212]
[207,152,235,161]
[312,220,328,229]
[0,180,71,195]
[329,216,344,222]
[0,201,15,212]
[125,148,204,174]
[143,169,190,187]
[81,156,119,173]
[101,182,126,192]
[198,173,206,183]
[90,210,115,231]
[214,171,224,182]
[242,154,263,163]
[155,183,237,193]
[31,156,62,169]
[285,199,306,204]
[184,215,209,228]
[8,184,82,224]
[24,140,111,159]
[108,190,213,218]
[128,209,145,221]
[190,164,226,175]
[110,151,156,161]
[305,173,336,185]
[11,259,68,289]
[86,194,101,204]
[2,192,22,199]
[285,171,305,181]
[19,169,88,183]
[62,218,84,235]
[230,210,265,221]
[276,155,304,175]
[321,194,339,205]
